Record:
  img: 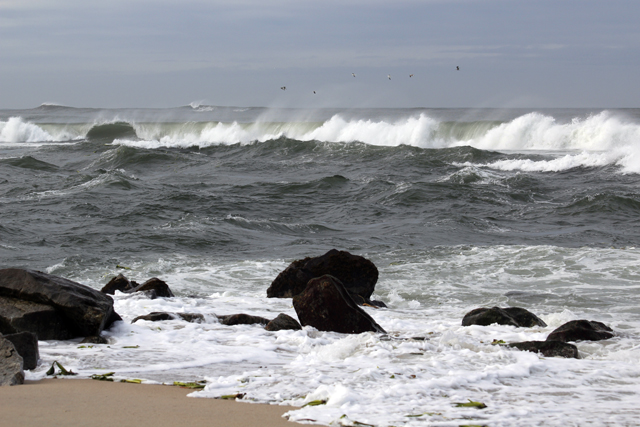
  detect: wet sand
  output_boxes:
[0,379,306,427]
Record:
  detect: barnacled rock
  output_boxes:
[293,275,386,334]
[0,336,24,386]
[3,332,39,370]
[265,313,302,331]
[508,340,580,359]
[462,307,547,328]
[546,320,614,343]
[0,269,119,339]
[267,249,380,305]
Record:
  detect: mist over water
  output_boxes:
[2,105,640,426]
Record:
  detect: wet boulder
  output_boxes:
[546,320,614,343]
[462,307,547,328]
[218,314,270,326]
[0,296,76,340]
[0,269,119,339]
[131,278,174,298]
[2,332,39,370]
[100,274,138,295]
[293,275,386,334]
[132,312,205,323]
[0,336,24,386]
[101,275,174,299]
[265,313,302,331]
[267,249,380,305]
[508,341,579,359]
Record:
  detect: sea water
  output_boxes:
[1,105,640,426]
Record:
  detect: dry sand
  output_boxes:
[0,379,308,427]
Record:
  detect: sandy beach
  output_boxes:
[0,379,304,427]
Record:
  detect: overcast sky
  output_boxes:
[1,0,639,109]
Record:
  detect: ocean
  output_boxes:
[1,104,640,426]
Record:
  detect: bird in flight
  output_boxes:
[313,91,316,94]
[409,74,413,78]
[281,86,286,90]
[352,73,356,77]
[456,66,459,71]
[388,74,391,80]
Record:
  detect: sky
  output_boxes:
[1,0,639,109]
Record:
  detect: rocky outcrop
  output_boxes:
[0,336,24,386]
[0,269,120,339]
[132,312,205,323]
[546,320,614,343]
[217,314,270,326]
[293,275,386,334]
[267,249,380,305]
[508,341,580,359]
[2,332,39,370]
[462,307,547,328]
[265,313,302,331]
[101,275,174,299]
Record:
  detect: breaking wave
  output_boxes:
[4,109,640,173]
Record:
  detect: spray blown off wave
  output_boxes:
[4,109,640,173]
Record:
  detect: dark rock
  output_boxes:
[101,275,173,299]
[80,335,109,344]
[131,312,205,323]
[3,332,39,370]
[0,296,75,340]
[218,314,270,326]
[265,313,302,331]
[292,275,386,334]
[267,249,379,305]
[100,274,135,295]
[131,278,174,298]
[0,268,119,339]
[508,340,580,358]
[462,307,547,328]
[546,320,614,343]
[0,336,24,386]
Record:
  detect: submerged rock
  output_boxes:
[0,336,24,386]
[265,313,302,331]
[217,314,270,326]
[462,307,547,328]
[2,332,39,370]
[0,269,119,339]
[546,320,614,343]
[508,341,580,359]
[80,335,109,344]
[293,275,386,334]
[267,249,380,305]
[132,312,205,323]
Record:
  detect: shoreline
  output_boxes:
[0,378,306,427]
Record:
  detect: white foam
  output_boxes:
[28,246,640,426]
[0,117,55,143]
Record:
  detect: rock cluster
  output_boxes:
[462,306,616,358]
[267,249,385,307]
